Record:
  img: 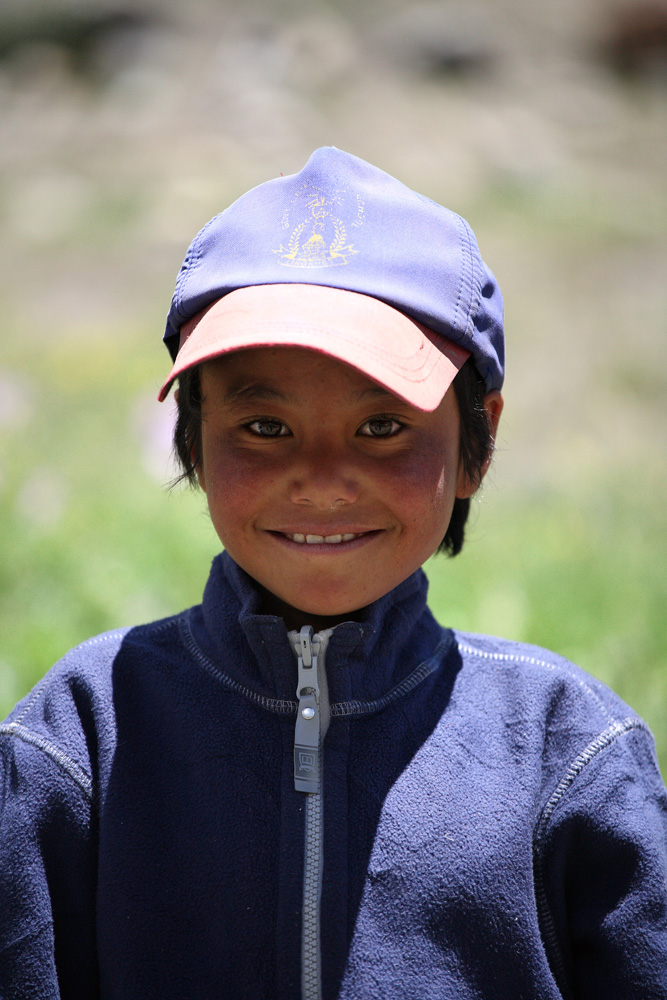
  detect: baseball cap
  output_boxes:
[158,147,504,410]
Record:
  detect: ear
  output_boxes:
[480,390,503,477]
[455,390,504,499]
[195,453,206,493]
[188,424,205,492]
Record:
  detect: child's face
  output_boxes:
[196,346,480,630]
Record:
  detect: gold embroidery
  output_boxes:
[275,186,363,268]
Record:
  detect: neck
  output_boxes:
[257,586,366,634]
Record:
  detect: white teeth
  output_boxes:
[285,531,364,544]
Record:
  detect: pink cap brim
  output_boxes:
[158,284,470,411]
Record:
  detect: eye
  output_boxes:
[245,418,291,437]
[358,417,404,438]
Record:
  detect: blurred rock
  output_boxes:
[0,5,159,82]
[373,1,509,79]
[597,1,667,81]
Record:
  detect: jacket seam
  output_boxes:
[182,614,452,717]
[330,638,452,716]
[0,723,93,801]
[532,716,647,1000]
[180,613,297,714]
[456,640,616,727]
[12,631,127,727]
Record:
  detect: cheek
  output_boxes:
[378,442,456,528]
[200,443,268,521]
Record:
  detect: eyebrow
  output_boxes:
[223,383,288,405]
[350,385,402,405]
[222,381,403,408]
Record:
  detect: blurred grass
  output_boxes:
[0,331,220,710]
[1,325,666,777]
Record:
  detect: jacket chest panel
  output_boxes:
[96,704,305,997]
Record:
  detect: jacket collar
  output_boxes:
[189,551,448,708]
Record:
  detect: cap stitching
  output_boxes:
[174,214,223,313]
[450,213,471,336]
[460,218,483,338]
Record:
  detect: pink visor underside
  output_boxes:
[157,284,470,412]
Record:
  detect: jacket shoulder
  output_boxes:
[451,629,639,728]
[447,629,665,809]
[0,611,188,799]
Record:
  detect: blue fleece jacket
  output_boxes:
[1,551,666,998]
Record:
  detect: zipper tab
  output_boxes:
[294,626,320,793]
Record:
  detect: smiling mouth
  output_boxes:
[282,531,369,545]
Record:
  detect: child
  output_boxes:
[1,147,665,999]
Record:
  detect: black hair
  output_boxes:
[445,358,495,556]
[171,357,495,557]
[172,364,203,488]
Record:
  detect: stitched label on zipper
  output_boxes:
[294,744,319,789]
[294,626,321,793]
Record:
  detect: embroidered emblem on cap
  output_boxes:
[274,183,363,268]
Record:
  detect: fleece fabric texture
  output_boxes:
[1,551,666,999]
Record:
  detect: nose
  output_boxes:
[288,445,360,508]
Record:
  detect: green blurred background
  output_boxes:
[1,0,666,771]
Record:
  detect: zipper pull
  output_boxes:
[294,626,320,794]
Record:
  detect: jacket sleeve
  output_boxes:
[0,724,99,999]
[535,718,667,1000]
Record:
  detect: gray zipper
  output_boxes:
[290,626,332,1000]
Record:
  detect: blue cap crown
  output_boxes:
[164,147,504,392]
